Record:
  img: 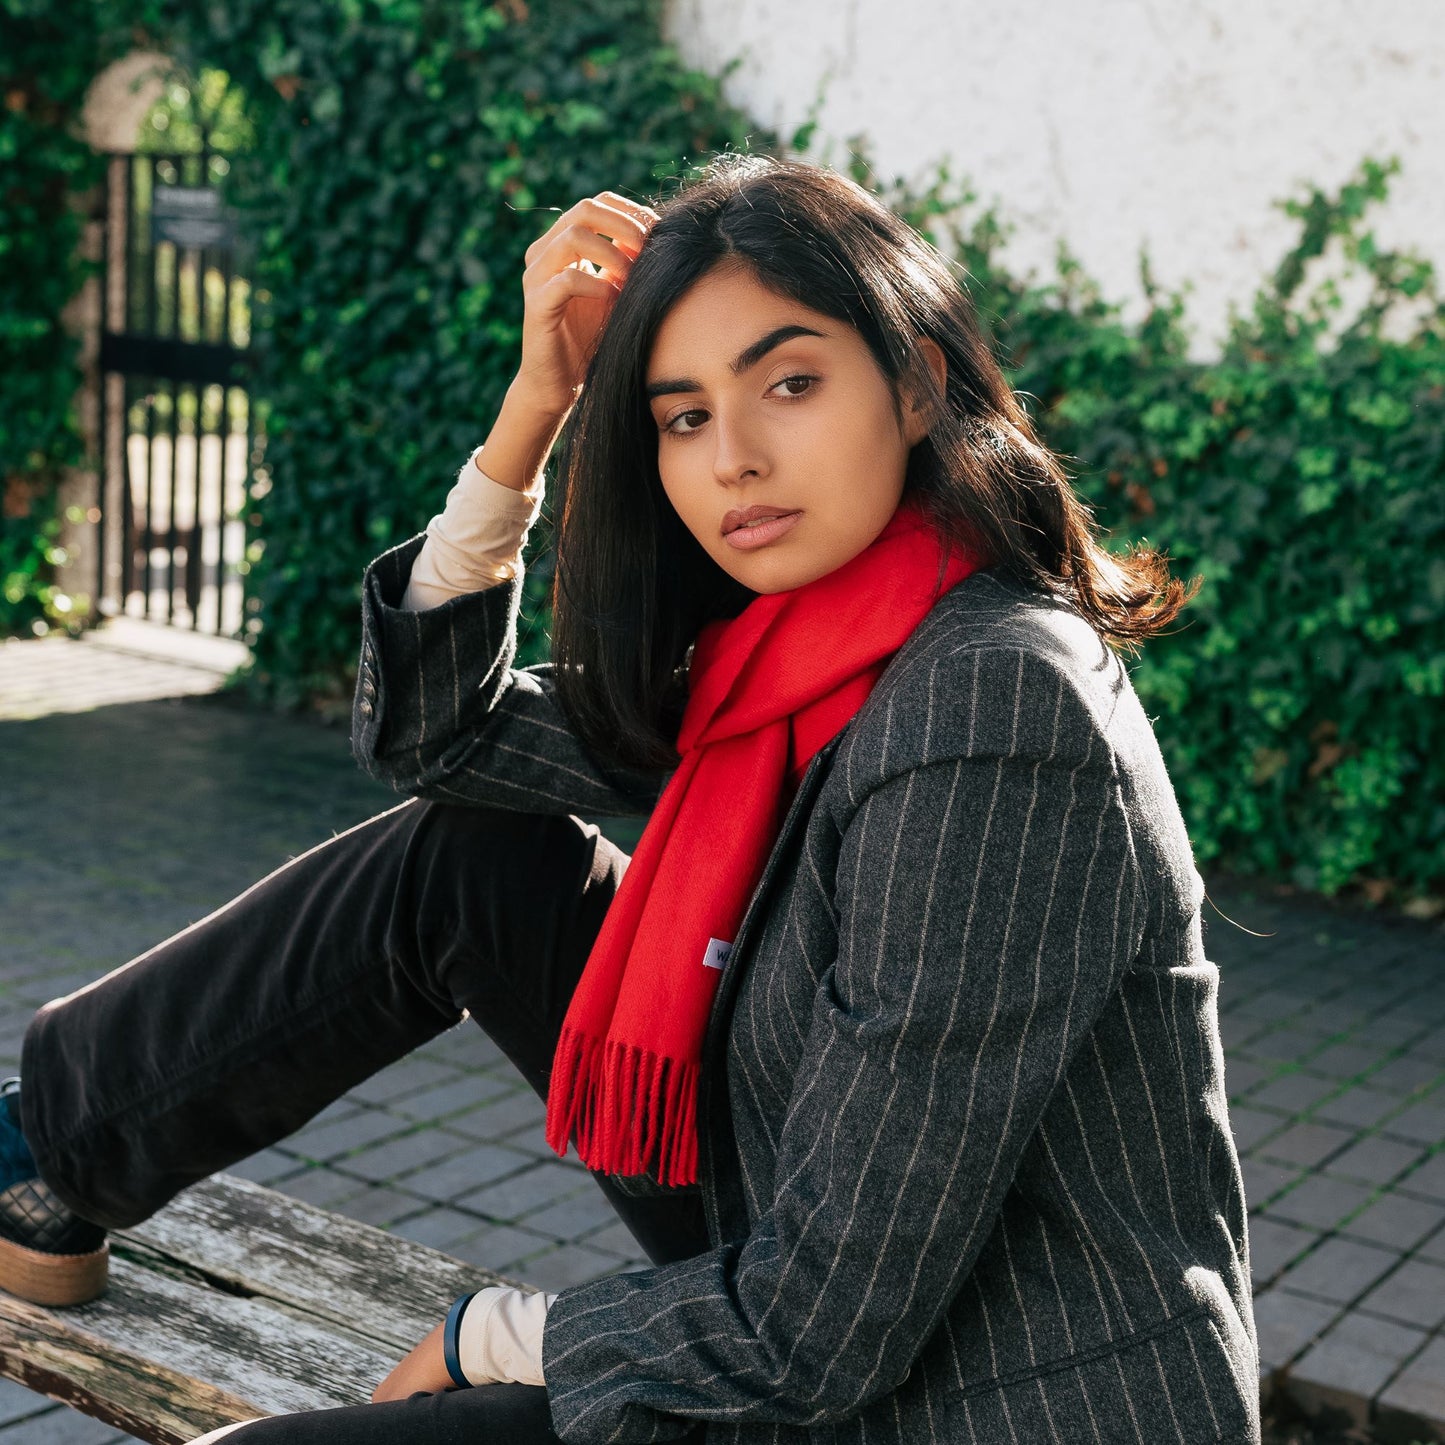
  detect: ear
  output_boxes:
[902,336,948,447]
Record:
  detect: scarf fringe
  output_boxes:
[546,1021,699,1187]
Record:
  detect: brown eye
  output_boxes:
[662,408,708,436]
[771,374,818,398]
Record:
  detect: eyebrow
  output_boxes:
[644,324,829,401]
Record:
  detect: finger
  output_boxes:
[594,189,661,226]
[531,265,621,311]
[528,225,634,286]
[526,196,652,264]
[582,194,657,255]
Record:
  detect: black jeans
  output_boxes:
[21,799,710,1443]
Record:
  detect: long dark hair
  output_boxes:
[549,152,1198,777]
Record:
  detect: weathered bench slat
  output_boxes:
[120,1174,521,1348]
[0,1172,528,1444]
[0,1260,382,1443]
[0,1290,254,1444]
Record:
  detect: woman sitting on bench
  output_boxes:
[1,153,1260,1444]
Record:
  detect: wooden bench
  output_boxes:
[0,1173,522,1444]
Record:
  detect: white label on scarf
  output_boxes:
[702,937,733,971]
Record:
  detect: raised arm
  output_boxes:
[351,191,670,817]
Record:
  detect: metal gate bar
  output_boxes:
[96,148,256,637]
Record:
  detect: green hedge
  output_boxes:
[3,0,1441,910]
[957,156,1444,905]
[0,0,123,633]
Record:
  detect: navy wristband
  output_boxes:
[443,1290,477,1389]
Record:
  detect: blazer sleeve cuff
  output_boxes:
[351,533,524,775]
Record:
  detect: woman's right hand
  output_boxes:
[513,191,659,420]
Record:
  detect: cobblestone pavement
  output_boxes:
[1,624,1442,1443]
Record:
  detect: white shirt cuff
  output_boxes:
[401,445,547,611]
[457,1284,558,1387]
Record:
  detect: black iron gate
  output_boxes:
[95,148,260,636]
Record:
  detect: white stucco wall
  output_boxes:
[663,0,1445,361]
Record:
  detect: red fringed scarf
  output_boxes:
[544,495,985,1186]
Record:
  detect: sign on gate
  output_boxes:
[151,184,237,250]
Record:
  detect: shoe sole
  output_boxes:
[0,1233,109,1306]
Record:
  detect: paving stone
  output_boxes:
[1298,1002,1369,1035]
[1258,1119,1356,1169]
[1276,1235,1401,1305]
[1285,1311,1428,1428]
[1229,1104,1286,1152]
[332,1126,477,1183]
[1308,1041,1388,1080]
[1352,1016,1433,1050]
[1222,1057,1270,1099]
[298,1096,366,1129]
[1377,1334,1445,1438]
[344,1057,460,1105]
[520,1187,620,1242]
[1340,1191,1445,1252]
[0,1379,52,1427]
[1372,1053,1445,1096]
[1251,1286,1342,1373]
[1356,1256,1445,1331]
[1324,1134,1426,1185]
[1248,1071,1339,1114]
[1246,1215,1319,1288]
[1404,1031,1445,1063]
[1398,1150,1445,1204]
[389,1206,496,1252]
[0,1404,135,1443]
[388,1072,515,1121]
[272,1166,367,1210]
[222,1147,307,1186]
[329,1185,429,1229]
[579,1218,649,1260]
[441,1087,549,1143]
[1217,1012,1266,1051]
[1382,1094,1445,1146]
[278,1105,409,1161]
[1242,1028,1328,1064]
[512,1242,630,1292]
[1313,1084,1406,1131]
[1241,1157,1304,1210]
[437,1223,555,1276]
[478,1059,529,1092]
[1244,988,1316,1020]
[388,1141,534,1201]
[1262,1173,1373,1233]
[1422,1225,1445,1267]
[419,1025,506,1070]
[452,1159,592,1221]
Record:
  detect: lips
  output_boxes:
[722,504,802,536]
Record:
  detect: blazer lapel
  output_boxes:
[696,727,848,1241]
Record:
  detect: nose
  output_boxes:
[710,407,769,487]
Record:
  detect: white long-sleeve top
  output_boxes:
[402,445,559,1384]
[401,444,547,611]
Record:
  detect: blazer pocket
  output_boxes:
[939,1306,1260,1445]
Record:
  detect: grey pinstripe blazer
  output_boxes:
[353,534,1261,1445]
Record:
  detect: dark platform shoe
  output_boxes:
[0,1076,109,1305]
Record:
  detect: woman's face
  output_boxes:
[645,261,945,595]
